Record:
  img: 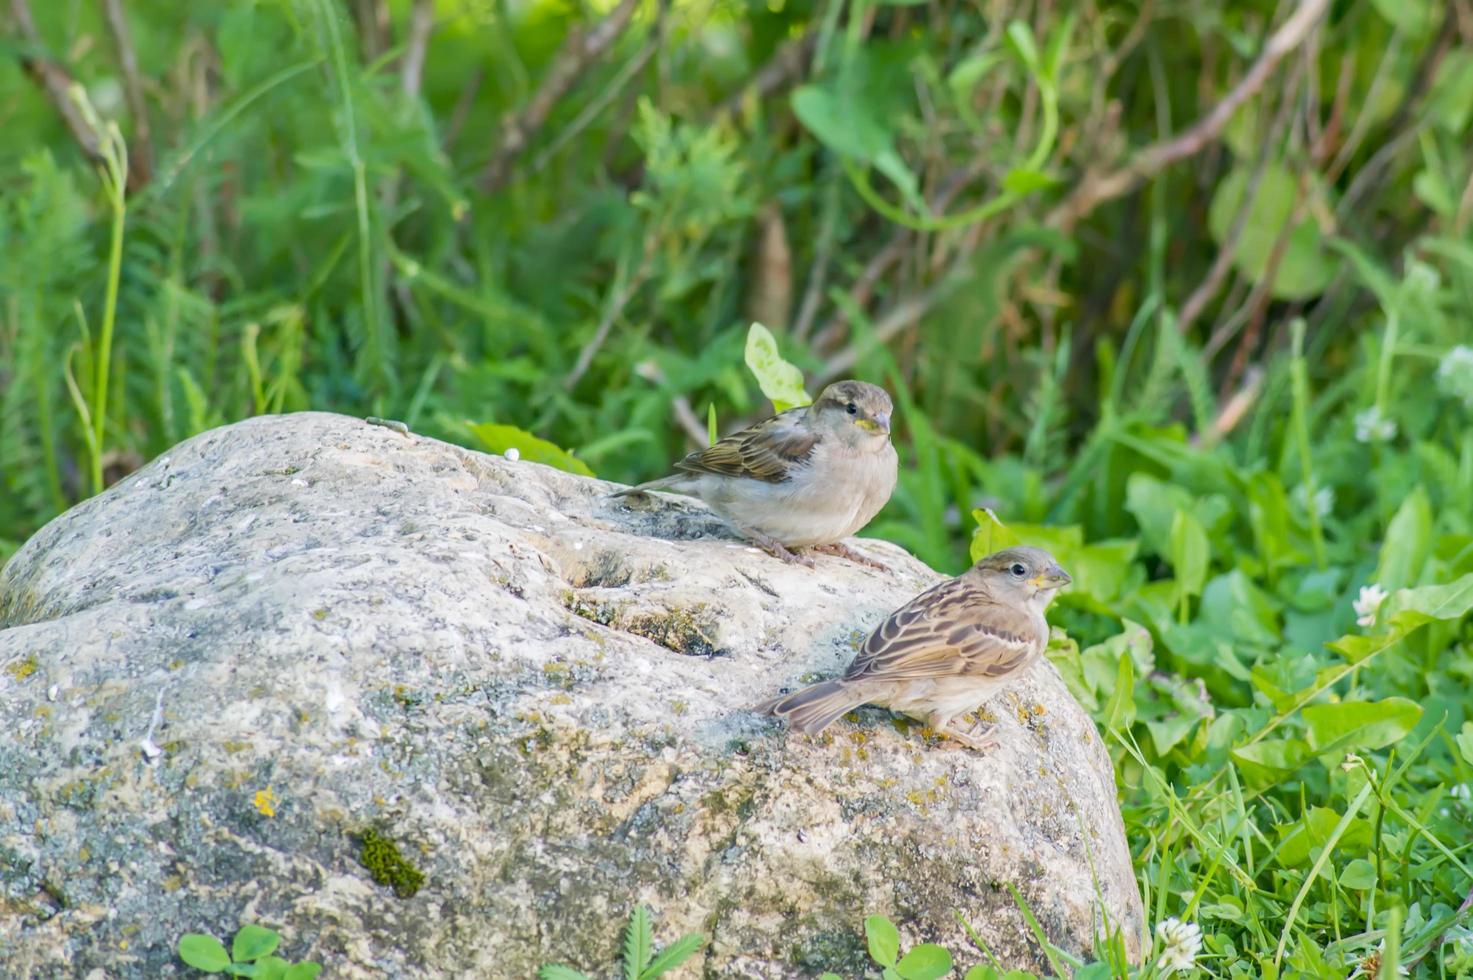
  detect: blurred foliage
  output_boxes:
[4,0,1473,974]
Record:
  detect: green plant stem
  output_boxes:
[90,145,128,496]
[1288,318,1327,568]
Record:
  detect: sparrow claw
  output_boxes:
[809,541,888,570]
[923,719,997,752]
[742,529,818,567]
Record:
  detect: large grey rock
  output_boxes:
[0,412,1143,977]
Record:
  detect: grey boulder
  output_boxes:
[0,412,1143,977]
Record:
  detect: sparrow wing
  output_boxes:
[673,406,818,484]
[844,577,1041,682]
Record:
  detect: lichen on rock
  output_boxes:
[0,412,1143,977]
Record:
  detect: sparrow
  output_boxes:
[612,380,898,567]
[762,546,1071,748]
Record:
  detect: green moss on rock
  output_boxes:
[358,828,426,898]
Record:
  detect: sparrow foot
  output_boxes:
[809,541,887,570]
[926,719,997,752]
[743,530,817,567]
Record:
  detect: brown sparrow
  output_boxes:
[762,546,1070,747]
[612,380,897,567]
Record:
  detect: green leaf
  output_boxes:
[465,422,594,477]
[179,934,232,973]
[896,943,953,980]
[1231,739,1310,787]
[1004,21,1039,72]
[282,966,322,980]
[1374,487,1432,590]
[254,956,289,980]
[1302,698,1423,756]
[1041,13,1075,83]
[1207,164,1334,299]
[623,907,654,980]
[225,964,259,977]
[1169,509,1210,599]
[970,508,1023,562]
[1100,646,1136,731]
[1458,722,1473,765]
[865,915,901,968]
[1001,169,1056,195]
[232,925,280,963]
[641,932,706,978]
[1340,858,1378,890]
[1368,0,1438,36]
[706,403,717,446]
[743,322,811,412]
[538,967,590,980]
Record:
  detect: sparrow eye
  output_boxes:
[846,402,858,415]
[1010,563,1027,576]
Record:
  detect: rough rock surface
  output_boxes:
[0,412,1143,977]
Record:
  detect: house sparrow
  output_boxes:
[762,547,1070,748]
[612,380,897,567]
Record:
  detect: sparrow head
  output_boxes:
[972,546,1071,607]
[811,380,893,445]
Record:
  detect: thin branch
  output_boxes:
[400,0,434,98]
[1047,0,1331,233]
[10,0,104,166]
[529,37,657,176]
[444,66,483,151]
[713,33,816,119]
[1180,60,1303,338]
[101,0,153,185]
[480,0,643,192]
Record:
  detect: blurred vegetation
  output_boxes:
[4,0,1473,975]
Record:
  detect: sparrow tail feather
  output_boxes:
[762,679,869,734]
[609,475,683,498]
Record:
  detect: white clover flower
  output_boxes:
[1354,405,1398,444]
[1436,345,1473,409]
[1354,584,1389,628]
[1154,918,1202,974]
[1291,483,1334,518]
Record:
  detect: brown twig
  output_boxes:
[1179,60,1303,339]
[10,0,104,168]
[400,0,434,99]
[1047,0,1331,233]
[480,0,643,192]
[714,33,816,120]
[101,0,153,186]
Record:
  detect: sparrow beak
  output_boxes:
[858,412,891,435]
[1029,564,1072,589]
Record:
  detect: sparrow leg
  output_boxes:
[740,528,817,567]
[927,716,997,752]
[809,541,888,571]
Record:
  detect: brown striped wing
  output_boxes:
[844,576,1041,682]
[673,406,818,484]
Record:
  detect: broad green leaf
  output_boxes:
[641,932,706,978]
[1374,487,1432,590]
[865,915,901,967]
[1170,509,1210,599]
[283,965,323,980]
[1231,739,1309,786]
[225,964,260,977]
[1340,858,1378,890]
[743,322,811,412]
[970,508,1023,562]
[623,907,653,980]
[1327,573,1473,663]
[1368,0,1438,36]
[232,925,280,963]
[1275,805,1371,866]
[465,422,594,477]
[1207,164,1334,299]
[179,934,232,972]
[896,944,953,980]
[254,956,289,980]
[1458,722,1473,765]
[1303,698,1422,756]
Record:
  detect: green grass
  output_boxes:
[4,0,1473,974]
